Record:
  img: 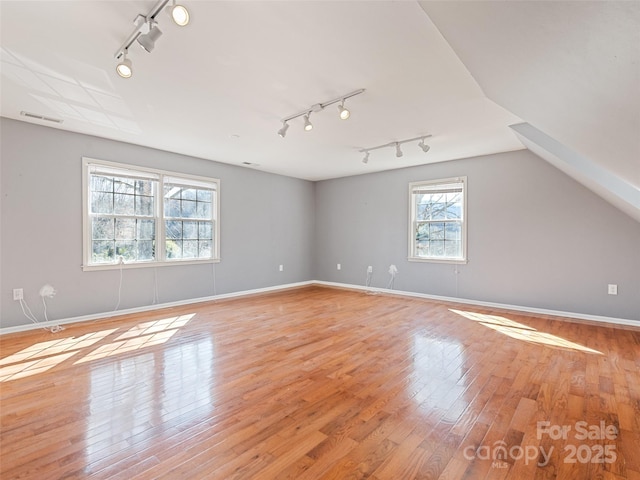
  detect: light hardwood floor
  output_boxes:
[1,286,639,479]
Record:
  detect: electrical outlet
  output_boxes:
[279,264,284,272]
[337,263,341,270]
[608,284,618,295]
[13,288,23,301]
[367,266,373,273]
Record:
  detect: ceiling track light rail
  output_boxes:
[114,0,190,78]
[360,134,432,163]
[277,88,365,137]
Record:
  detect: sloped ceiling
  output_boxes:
[419,0,640,222]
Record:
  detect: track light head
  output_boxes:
[116,51,132,78]
[137,21,163,52]
[166,1,190,26]
[278,121,289,138]
[418,139,431,153]
[395,143,403,158]
[362,151,369,164]
[338,101,350,120]
[303,114,313,131]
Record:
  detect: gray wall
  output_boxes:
[1,118,315,327]
[315,150,640,320]
[2,119,639,327]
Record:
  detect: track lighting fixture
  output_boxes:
[395,143,403,158]
[359,134,432,164]
[303,114,313,131]
[278,121,289,138]
[166,0,190,26]
[338,101,350,120]
[137,20,162,52]
[114,0,191,78]
[418,138,431,153]
[116,50,132,78]
[277,88,364,136]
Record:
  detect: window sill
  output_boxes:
[82,258,221,272]
[408,256,467,265]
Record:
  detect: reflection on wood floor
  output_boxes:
[1,286,639,479]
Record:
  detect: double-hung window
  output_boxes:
[409,177,467,263]
[83,158,219,270]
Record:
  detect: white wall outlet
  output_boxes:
[367,266,373,273]
[607,284,618,295]
[279,264,284,272]
[13,288,23,301]
[337,263,341,270]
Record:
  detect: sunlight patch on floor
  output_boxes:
[75,314,195,364]
[0,314,196,381]
[0,329,117,382]
[449,309,601,354]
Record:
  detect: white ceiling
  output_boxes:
[419,0,639,222]
[0,0,523,181]
[1,1,638,221]
[420,0,640,187]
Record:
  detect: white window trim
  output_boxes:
[408,176,468,264]
[82,157,220,271]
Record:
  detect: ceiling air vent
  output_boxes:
[20,111,64,124]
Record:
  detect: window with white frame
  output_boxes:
[83,158,219,270]
[409,177,466,263]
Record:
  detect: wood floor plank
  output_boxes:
[1,286,638,479]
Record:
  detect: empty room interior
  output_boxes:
[1,1,639,479]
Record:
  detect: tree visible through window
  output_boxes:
[164,178,214,260]
[83,158,219,270]
[89,171,157,264]
[409,177,466,262]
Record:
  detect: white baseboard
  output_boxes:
[2,279,637,335]
[0,281,314,335]
[313,281,640,328]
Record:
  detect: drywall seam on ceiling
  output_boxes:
[510,122,640,223]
